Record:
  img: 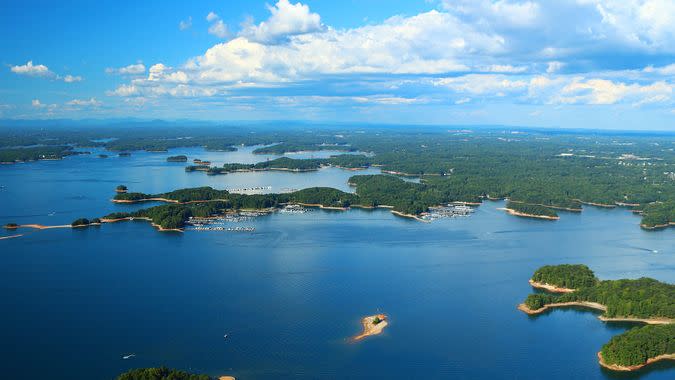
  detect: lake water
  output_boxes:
[0,147,673,380]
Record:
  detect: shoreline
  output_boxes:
[500,208,560,220]
[390,210,430,222]
[101,217,183,232]
[508,200,582,212]
[0,234,23,240]
[352,314,388,342]
[518,301,607,315]
[528,279,575,293]
[597,351,675,372]
[641,221,675,230]
[517,302,672,324]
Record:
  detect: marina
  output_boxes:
[421,204,475,221]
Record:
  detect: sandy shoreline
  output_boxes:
[0,234,23,240]
[518,301,607,315]
[508,200,582,212]
[352,314,388,341]
[528,279,575,293]
[500,208,560,220]
[518,302,672,324]
[598,351,675,371]
[641,221,675,230]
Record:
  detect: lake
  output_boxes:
[0,147,673,379]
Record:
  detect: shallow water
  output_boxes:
[0,148,673,379]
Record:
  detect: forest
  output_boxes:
[505,201,559,218]
[523,265,675,319]
[530,264,598,289]
[600,324,674,367]
[116,367,213,380]
[0,146,79,162]
[166,155,188,162]
[3,124,675,229]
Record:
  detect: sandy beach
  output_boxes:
[501,208,560,220]
[528,279,575,293]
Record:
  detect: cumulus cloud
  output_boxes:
[206,12,228,38]
[179,16,192,31]
[558,78,672,105]
[106,63,146,75]
[11,61,52,77]
[105,0,675,116]
[11,61,83,82]
[63,75,82,83]
[239,0,324,43]
[546,61,565,73]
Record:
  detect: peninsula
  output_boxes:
[116,367,234,380]
[519,264,675,371]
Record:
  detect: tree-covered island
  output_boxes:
[519,264,674,371]
[166,155,188,162]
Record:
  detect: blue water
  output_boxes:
[0,148,673,380]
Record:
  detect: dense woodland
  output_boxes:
[116,367,212,380]
[0,146,79,162]
[166,155,188,162]
[600,324,674,367]
[523,264,674,368]
[505,201,559,218]
[531,264,598,289]
[3,124,675,228]
[524,277,675,319]
[640,201,675,229]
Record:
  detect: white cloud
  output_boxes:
[66,98,101,107]
[11,61,52,77]
[106,63,146,75]
[580,0,675,50]
[433,74,528,95]
[546,61,565,73]
[206,12,219,22]
[206,12,228,38]
[483,64,528,73]
[643,63,675,75]
[240,0,324,43]
[31,99,57,113]
[558,78,672,105]
[179,16,192,31]
[455,97,471,104]
[63,75,82,83]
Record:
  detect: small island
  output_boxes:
[116,185,128,193]
[352,314,388,341]
[519,264,674,371]
[638,201,675,230]
[3,223,18,230]
[167,155,188,162]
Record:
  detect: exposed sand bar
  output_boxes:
[352,314,388,342]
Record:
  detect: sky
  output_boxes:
[1,0,675,130]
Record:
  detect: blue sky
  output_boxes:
[1,0,675,130]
